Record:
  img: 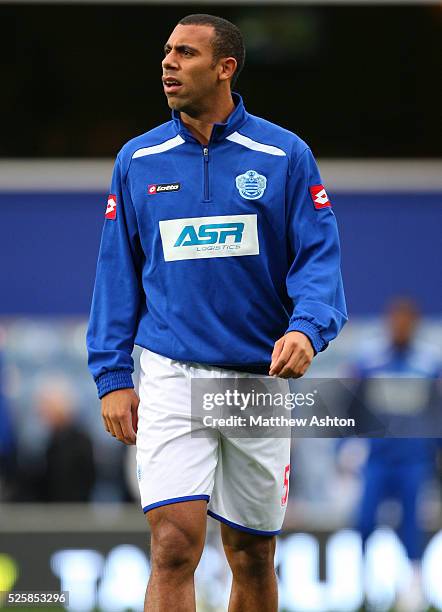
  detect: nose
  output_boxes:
[162,49,179,71]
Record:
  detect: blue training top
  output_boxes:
[87,93,347,398]
[353,338,442,464]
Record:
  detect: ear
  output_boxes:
[218,57,237,83]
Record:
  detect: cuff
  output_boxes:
[95,370,134,399]
[285,318,327,354]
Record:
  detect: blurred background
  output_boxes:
[0,1,441,611]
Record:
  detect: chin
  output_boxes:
[165,94,200,117]
[166,96,184,111]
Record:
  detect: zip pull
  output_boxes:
[202,146,210,201]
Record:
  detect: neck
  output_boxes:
[180,91,235,145]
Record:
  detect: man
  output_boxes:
[35,377,96,503]
[87,14,347,611]
[351,298,441,612]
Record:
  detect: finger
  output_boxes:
[111,419,128,444]
[278,355,300,378]
[280,355,311,379]
[120,413,137,445]
[281,350,306,377]
[131,402,139,435]
[104,415,117,438]
[269,341,293,376]
[298,357,312,376]
[270,337,285,365]
[272,336,285,361]
[102,414,110,433]
[101,403,113,433]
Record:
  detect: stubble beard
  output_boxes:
[166,82,214,118]
[167,96,205,119]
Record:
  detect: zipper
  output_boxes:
[202,146,210,202]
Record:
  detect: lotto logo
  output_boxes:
[309,185,331,209]
[105,194,117,219]
[148,182,180,194]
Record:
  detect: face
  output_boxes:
[388,305,418,347]
[162,24,223,115]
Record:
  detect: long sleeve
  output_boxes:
[86,154,143,398]
[285,147,347,353]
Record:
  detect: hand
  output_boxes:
[269,331,314,378]
[101,388,139,445]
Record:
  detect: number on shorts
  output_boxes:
[281,464,290,506]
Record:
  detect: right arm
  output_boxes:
[86,153,143,443]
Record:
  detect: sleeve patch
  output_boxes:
[105,194,117,219]
[309,185,331,209]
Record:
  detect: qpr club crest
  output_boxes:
[235,170,267,200]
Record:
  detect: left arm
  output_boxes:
[270,148,347,378]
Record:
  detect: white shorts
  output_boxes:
[136,348,291,535]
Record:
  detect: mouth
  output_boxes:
[162,77,183,95]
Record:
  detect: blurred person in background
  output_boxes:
[0,346,17,501]
[351,298,442,611]
[31,377,96,502]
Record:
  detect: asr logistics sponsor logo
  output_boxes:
[174,222,244,251]
[159,214,259,261]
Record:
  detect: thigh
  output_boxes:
[356,462,389,534]
[394,463,430,560]
[396,463,429,524]
[209,435,291,535]
[136,348,219,513]
[207,373,291,535]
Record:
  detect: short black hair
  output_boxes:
[178,14,245,88]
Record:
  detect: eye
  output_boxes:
[183,49,192,56]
